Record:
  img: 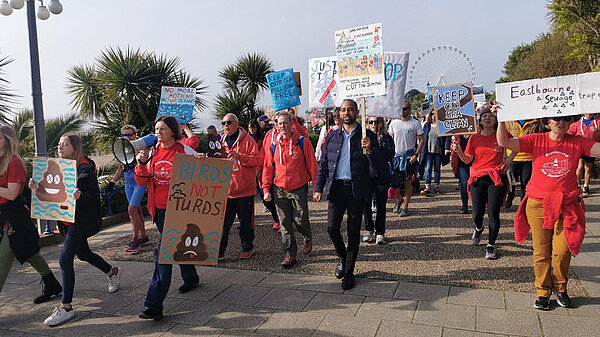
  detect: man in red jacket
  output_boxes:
[219,113,261,259]
[263,111,318,268]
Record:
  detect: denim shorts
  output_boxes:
[124,183,146,207]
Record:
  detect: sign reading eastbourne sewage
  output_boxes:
[433,83,477,136]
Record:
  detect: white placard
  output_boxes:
[365,52,409,119]
[308,56,343,109]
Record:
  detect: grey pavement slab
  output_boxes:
[195,265,235,282]
[343,278,399,298]
[313,314,380,337]
[50,312,129,337]
[209,284,271,306]
[160,323,224,337]
[567,296,600,317]
[298,275,344,293]
[442,328,508,337]
[216,269,269,286]
[475,307,541,337]
[163,299,228,325]
[447,286,506,309]
[539,313,600,337]
[256,310,326,337]
[395,281,449,303]
[356,296,417,323]
[108,319,176,337]
[254,287,316,311]
[303,292,365,316]
[205,304,274,331]
[414,301,476,331]
[167,281,231,302]
[115,296,185,317]
[79,292,143,315]
[376,320,443,337]
[255,272,310,289]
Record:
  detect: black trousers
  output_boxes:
[510,161,532,198]
[219,195,255,255]
[364,178,389,235]
[327,180,365,275]
[470,175,507,246]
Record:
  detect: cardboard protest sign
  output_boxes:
[365,52,409,119]
[31,157,77,222]
[473,84,485,103]
[495,72,600,122]
[308,56,343,109]
[433,83,477,136]
[157,86,196,124]
[158,154,231,265]
[294,72,302,96]
[335,23,385,99]
[206,134,226,158]
[267,68,301,111]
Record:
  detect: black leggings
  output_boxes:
[59,224,112,303]
[470,175,507,246]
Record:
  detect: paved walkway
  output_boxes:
[1,194,599,336]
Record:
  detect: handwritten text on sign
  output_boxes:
[159,154,231,266]
[267,68,301,111]
[366,52,409,119]
[433,83,477,136]
[157,86,196,124]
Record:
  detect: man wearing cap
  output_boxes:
[258,115,273,134]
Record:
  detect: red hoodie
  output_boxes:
[221,128,260,199]
[262,130,317,194]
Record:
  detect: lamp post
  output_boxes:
[1,0,63,157]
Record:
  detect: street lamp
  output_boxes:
[1,0,63,157]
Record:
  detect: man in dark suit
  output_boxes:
[313,99,380,290]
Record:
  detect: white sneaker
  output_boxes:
[44,306,75,326]
[107,267,121,293]
[371,203,377,213]
[362,231,374,242]
[376,234,385,245]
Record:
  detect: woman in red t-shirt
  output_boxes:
[452,108,515,260]
[135,116,203,320]
[498,115,600,311]
[0,127,62,304]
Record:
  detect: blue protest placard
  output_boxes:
[157,86,196,123]
[267,68,301,111]
[433,83,477,136]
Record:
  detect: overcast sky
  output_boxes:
[1,0,550,129]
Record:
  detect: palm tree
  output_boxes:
[214,52,273,127]
[0,53,18,124]
[67,46,208,151]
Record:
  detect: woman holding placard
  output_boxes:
[135,116,203,321]
[0,127,62,304]
[34,132,121,327]
[451,107,515,260]
[498,113,600,311]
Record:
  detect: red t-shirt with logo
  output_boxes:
[464,132,508,175]
[150,144,182,209]
[0,156,25,205]
[519,133,596,193]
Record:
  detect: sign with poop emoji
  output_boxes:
[31,157,77,222]
[159,153,231,266]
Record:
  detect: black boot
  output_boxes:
[34,273,62,304]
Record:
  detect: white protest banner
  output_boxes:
[495,72,600,122]
[308,56,342,109]
[335,23,385,99]
[365,52,409,119]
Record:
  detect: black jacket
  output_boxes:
[0,196,40,264]
[369,134,395,183]
[59,156,102,238]
[315,124,380,200]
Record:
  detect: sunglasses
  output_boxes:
[122,132,135,137]
[368,120,378,124]
[221,120,234,126]
[550,116,572,122]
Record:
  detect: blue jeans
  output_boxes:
[144,208,199,311]
[424,153,441,185]
[457,164,470,208]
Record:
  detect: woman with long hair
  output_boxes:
[498,113,600,310]
[452,107,515,260]
[135,116,203,320]
[0,127,62,304]
[35,132,120,326]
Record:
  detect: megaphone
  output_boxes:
[111,134,157,165]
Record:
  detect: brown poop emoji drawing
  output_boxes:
[36,161,68,203]
[174,224,208,262]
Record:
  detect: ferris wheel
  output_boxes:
[408,46,476,92]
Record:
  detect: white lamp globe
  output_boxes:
[0,0,13,16]
[9,0,24,10]
[48,0,62,14]
[37,4,49,20]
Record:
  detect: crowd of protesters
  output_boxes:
[1,97,598,326]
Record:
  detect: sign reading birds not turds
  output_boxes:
[158,154,231,265]
[31,157,77,223]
